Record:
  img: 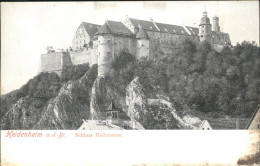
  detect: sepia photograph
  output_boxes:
[1,1,259,165]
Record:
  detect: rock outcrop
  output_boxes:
[90,77,127,120]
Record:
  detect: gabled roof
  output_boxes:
[81,22,101,37]
[129,18,159,32]
[106,101,118,111]
[156,22,190,35]
[94,22,112,35]
[95,20,133,36]
[246,104,260,129]
[207,118,250,130]
[136,26,149,39]
[129,18,197,36]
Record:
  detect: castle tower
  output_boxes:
[136,26,150,61]
[212,16,220,32]
[199,10,212,43]
[93,21,113,77]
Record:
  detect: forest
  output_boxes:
[109,40,259,118]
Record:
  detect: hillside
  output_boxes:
[1,40,259,130]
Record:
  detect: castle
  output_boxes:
[39,10,231,77]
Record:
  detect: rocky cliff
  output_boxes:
[1,69,202,130]
[1,66,97,130]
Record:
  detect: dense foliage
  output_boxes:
[61,63,90,82]
[108,40,259,118]
[1,72,61,118]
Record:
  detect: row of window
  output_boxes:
[76,40,86,44]
[76,35,86,39]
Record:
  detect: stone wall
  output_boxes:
[70,50,92,65]
[147,31,199,59]
[39,52,72,76]
[94,34,136,77]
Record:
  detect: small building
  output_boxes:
[78,101,145,130]
[104,101,131,126]
[246,105,260,130]
[207,118,250,130]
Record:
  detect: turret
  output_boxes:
[212,16,220,32]
[199,10,212,43]
[136,26,150,61]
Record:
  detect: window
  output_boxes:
[112,111,118,119]
[207,128,210,130]
[258,124,260,129]
[201,35,203,37]
[107,52,110,56]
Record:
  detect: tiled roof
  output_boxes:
[155,22,190,35]
[185,26,199,36]
[94,22,112,35]
[136,26,149,39]
[82,22,101,37]
[95,20,133,36]
[129,18,196,36]
[129,18,159,32]
[206,118,250,130]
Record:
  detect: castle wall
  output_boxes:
[70,50,92,65]
[212,32,231,45]
[146,31,199,59]
[113,35,136,58]
[94,34,136,77]
[39,52,72,76]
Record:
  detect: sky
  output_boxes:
[1,1,259,95]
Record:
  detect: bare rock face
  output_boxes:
[1,97,46,130]
[33,83,73,129]
[90,77,127,120]
[147,99,195,129]
[125,77,149,121]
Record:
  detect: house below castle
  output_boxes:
[39,11,231,77]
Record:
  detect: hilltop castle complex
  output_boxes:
[39,10,231,77]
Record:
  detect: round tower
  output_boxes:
[94,21,113,77]
[136,26,150,61]
[212,16,220,32]
[199,10,212,43]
